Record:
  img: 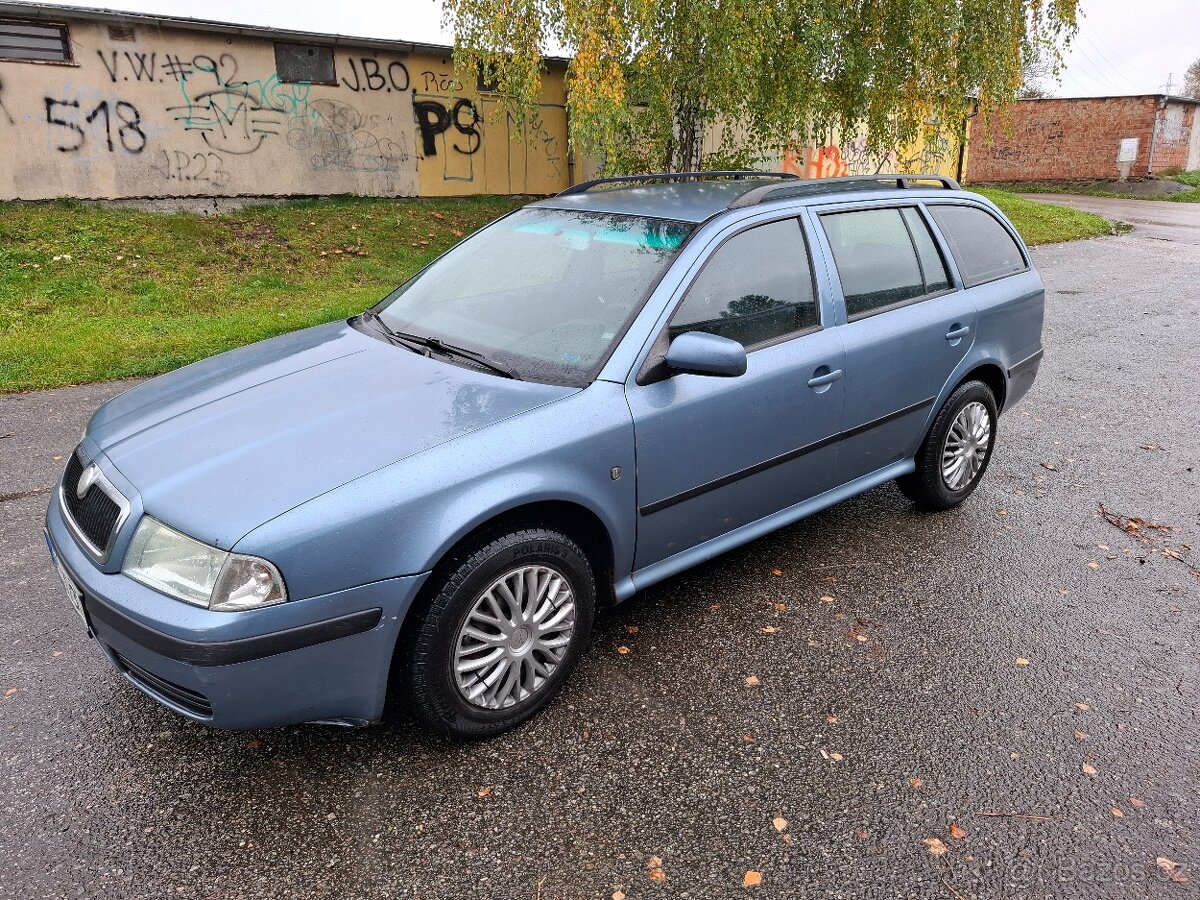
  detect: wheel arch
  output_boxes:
[955,362,1008,412]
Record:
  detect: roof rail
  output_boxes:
[728,174,961,209]
[557,171,797,197]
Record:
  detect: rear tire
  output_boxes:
[398,527,595,740]
[897,380,998,510]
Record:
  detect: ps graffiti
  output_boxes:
[413,98,482,157]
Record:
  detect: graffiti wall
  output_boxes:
[777,130,963,180]
[0,17,572,201]
[408,51,569,196]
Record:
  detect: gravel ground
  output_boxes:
[1,224,1197,899]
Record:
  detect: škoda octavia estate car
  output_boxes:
[46,172,1044,738]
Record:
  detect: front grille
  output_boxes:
[112,650,214,718]
[62,451,122,554]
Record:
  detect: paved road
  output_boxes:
[1020,192,1200,245]
[2,232,1198,899]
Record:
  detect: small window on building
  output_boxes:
[0,19,73,63]
[274,42,336,85]
[477,66,500,93]
[670,218,818,348]
[107,24,136,42]
[927,204,1027,287]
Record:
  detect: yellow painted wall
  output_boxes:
[408,50,571,196]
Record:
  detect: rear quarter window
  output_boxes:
[928,205,1027,287]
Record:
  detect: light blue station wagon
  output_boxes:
[45,173,1044,737]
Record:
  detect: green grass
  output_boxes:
[969,187,1119,244]
[982,176,1200,204]
[0,189,1115,393]
[0,196,525,393]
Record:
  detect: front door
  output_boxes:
[627,216,847,571]
[813,204,978,482]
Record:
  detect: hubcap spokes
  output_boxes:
[452,565,576,710]
[941,401,991,491]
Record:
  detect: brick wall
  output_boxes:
[966,96,1199,182]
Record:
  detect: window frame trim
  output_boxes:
[273,41,338,86]
[923,200,1031,289]
[815,201,962,324]
[662,212,824,354]
[0,18,76,66]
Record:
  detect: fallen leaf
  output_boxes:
[829,752,843,761]
[4,688,17,698]
[1040,461,1059,471]
[742,871,762,887]
[1015,657,1030,666]
[1157,857,1189,884]
[854,829,870,840]
[613,892,626,900]
[761,626,777,634]
[773,817,788,832]
[825,713,839,724]
[244,739,264,750]
[742,734,755,743]
[819,595,835,603]
[922,837,949,857]
[909,777,923,789]
[617,646,631,655]
[1111,807,1124,818]
[771,568,783,576]
[648,868,668,883]
[477,786,492,797]
[949,822,968,840]
[1082,763,1098,777]
[1074,730,1088,741]
[1075,702,1091,711]
[625,625,639,634]
[745,675,760,686]
[1087,561,1099,569]
[854,634,868,643]
[774,603,787,611]
[781,833,794,845]
[1130,797,1147,809]
[646,856,662,869]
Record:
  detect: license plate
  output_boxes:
[45,530,88,630]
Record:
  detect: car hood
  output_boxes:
[86,321,577,548]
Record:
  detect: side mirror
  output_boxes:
[665,331,748,378]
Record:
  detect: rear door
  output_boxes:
[812,202,977,483]
[627,215,846,571]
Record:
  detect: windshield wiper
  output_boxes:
[359,311,519,380]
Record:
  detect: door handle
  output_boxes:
[945,325,971,341]
[807,368,844,388]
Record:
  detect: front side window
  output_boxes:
[928,204,1027,287]
[669,218,817,347]
[821,207,948,319]
[376,209,692,384]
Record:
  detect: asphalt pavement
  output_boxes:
[1,221,1198,899]
[1019,192,1200,245]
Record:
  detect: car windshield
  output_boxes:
[373,208,693,384]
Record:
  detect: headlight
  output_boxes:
[122,517,286,611]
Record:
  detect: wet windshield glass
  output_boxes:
[375,208,692,383]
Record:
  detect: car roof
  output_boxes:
[530,175,980,224]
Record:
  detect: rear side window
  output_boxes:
[669,218,817,348]
[928,205,1027,287]
[821,208,931,318]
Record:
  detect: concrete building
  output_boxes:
[966,95,1200,183]
[0,2,573,201]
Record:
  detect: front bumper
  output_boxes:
[46,497,428,729]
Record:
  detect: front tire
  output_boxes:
[897,380,998,510]
[398,528,596,740]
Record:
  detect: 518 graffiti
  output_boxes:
[44,97,146,154]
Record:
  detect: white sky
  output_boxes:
[36,0,1199,98]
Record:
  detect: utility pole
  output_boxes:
[1163,73,1175,96]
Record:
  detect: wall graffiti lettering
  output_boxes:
[146,148,230,186]
[0,77,14,126]
[420,70,462,93]
[44,97,146,154]
[414,98,482,157]
[287,98,407,173]
[166,59,311,156]
[340,57,409,93]
[507,108,563,175]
